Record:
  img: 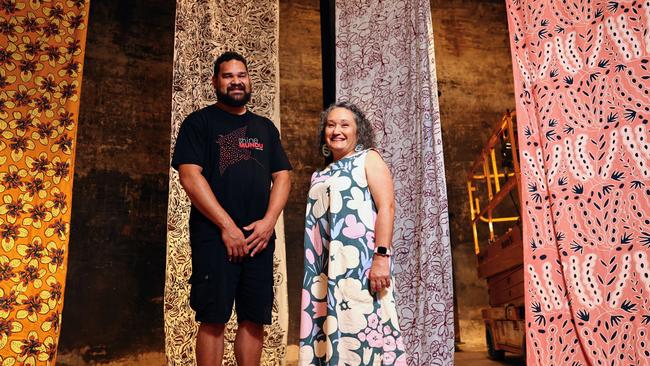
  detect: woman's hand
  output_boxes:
[365,150,395,294]
[369,255,391,293]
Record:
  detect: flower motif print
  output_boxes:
[328,240,360,278]
[309,171,352,218]
[346,187,374,229]
[301,151,406,365]
[333,278,374,333]
[0,1,88,364]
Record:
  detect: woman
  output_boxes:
[299,102,406,365]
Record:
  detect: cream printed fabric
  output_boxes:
[164,1,287,365]
[335,1,455,365]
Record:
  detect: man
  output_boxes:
[172,51,291,366]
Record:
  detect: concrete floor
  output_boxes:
[455,350,525,366]
[286,345,526,365]
[56,347,525,365]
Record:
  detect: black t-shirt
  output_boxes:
[171,104,292,243]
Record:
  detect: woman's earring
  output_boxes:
[322,144,331,157]
[354,144,364,152]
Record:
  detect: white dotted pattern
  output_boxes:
[569,255,595,308]
[637,328,649,363]
[616,14,642,59]
[568,90,585,126]
[622,126,650,178]
[630,192,649,219]
[582,326,601,360]
[634,251,650,296]
[529,264,554,311]
[523,149,548,191]
[578,199,601,245]
[558,94,578,127]
[564,135,594,181]
[555,34,579,74]
[609,254,631,308]
[606,16,633,61]
[516,54,532,84]
[565,31,584,70]
[543,202,555,243]
[547,144,562,185]
[543,262,564,309]
[582,254,602,306]
[575,135,595,179]
[588,24,604,68]
[635,124,650,160]
[536,148,548,190]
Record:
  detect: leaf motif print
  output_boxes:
[506,1,650,365]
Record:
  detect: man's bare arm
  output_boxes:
[178,164,248,261]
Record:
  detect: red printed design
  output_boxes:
[238,137,264,150]
[217,126,262,174]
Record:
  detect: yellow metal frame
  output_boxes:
[467,111,521,255]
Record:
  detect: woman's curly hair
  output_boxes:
[319,101,376,164]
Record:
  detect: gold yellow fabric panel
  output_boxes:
[165,1,287,365]
[0,1,89,365]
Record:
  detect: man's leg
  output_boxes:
[234,320,264,366]
[196,322,225,366]
[234,240,273,365]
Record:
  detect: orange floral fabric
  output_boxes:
[0,1,89,365]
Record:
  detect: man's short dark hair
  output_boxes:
[214,51,248,75]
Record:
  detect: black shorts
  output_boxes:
[188,238,275,325]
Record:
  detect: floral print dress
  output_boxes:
[299,150,406,366]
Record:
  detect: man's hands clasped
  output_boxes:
[221,217,275,262]
[243,217,275,257]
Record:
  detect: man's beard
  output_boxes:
[216,85,252,107]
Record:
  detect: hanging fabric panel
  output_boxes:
[164,1,287,365]
[506,1,650,364]
[335,1,455,365]
[0,1,90,365]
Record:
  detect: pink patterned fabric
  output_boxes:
[506,1,650,365]
[335,1,454,365]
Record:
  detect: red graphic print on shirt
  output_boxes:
[217,126,263,174]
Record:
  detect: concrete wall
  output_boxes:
[279,0,323,347]
[55,0,514,363]
[431,0,515,349]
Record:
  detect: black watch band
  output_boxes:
[374,246,391,257]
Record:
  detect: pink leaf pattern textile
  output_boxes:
[506,1,650,365]
[335,1,454,365]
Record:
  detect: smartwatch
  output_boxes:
[374,246,391,257]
